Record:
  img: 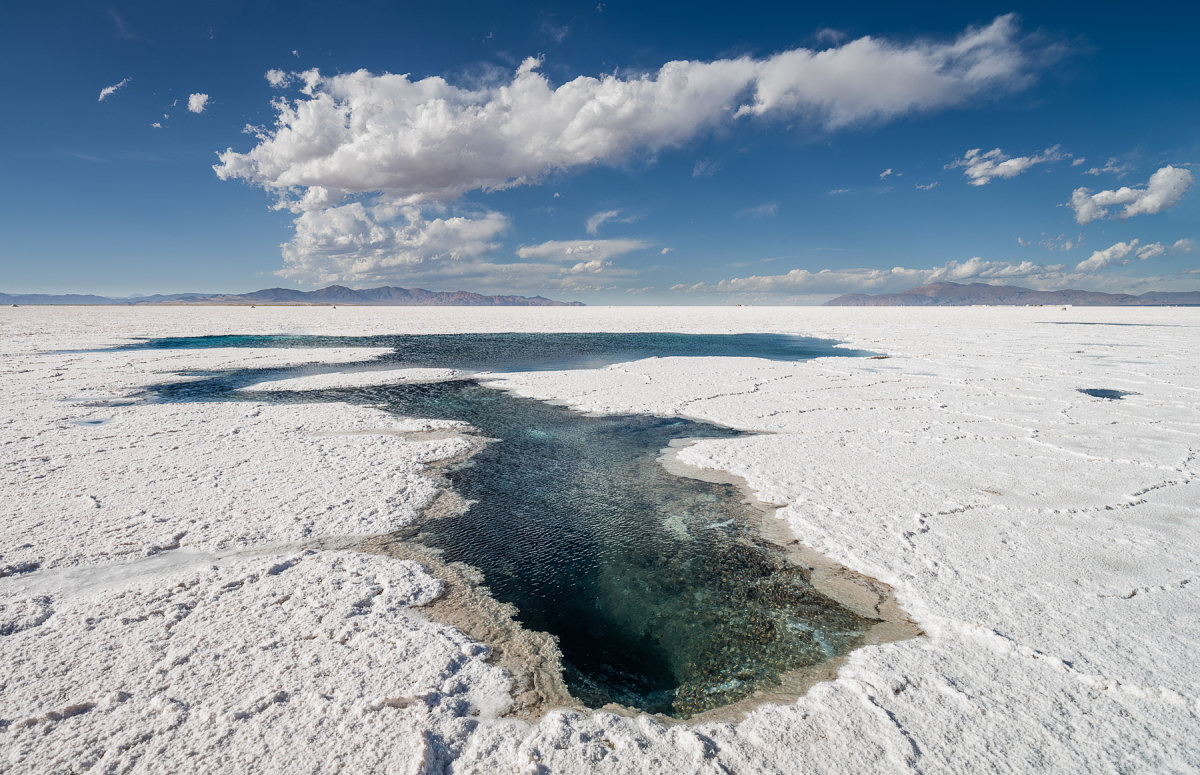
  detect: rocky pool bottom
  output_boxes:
[135,333,917,719]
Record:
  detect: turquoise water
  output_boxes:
[135,332,879,717]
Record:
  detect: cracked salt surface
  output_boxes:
[2,305,1199,773]
[128,332,903,720]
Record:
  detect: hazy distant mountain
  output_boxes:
[0,285,584,307]
[823,282,1200,307]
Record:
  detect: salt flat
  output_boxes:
[1,304,1197,773]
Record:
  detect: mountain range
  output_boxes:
[823,282,1200,307]
[0,285,583,307]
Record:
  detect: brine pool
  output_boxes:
[130,332,895,718]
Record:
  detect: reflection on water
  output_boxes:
[137,332,880,717]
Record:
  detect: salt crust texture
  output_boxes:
[1,304,1197,774]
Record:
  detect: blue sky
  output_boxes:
[2,1,1197,303]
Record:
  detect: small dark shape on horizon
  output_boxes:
[823,281,1200,307]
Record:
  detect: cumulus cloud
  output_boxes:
[277,202,509,285]
[188,93,210,113]
[216,15,1047,206]
[948,145,1066,185]
[1074,240,1139,272]
[98,78,131,102]
[736,15,1044,125]
[1073,237,1181,268]
[1075,238,1194,271]
[266,69,291,88]
[1069,166,1194,224]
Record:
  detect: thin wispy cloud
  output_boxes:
[738,203,778,218]
[1083,157,1133,177]
[585,209,637,235]
[98,77,131,102]
[109,9,136,40]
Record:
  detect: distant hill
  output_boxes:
[823,282,1200,307]
[0,285,584,307]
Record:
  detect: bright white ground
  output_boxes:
[1,305,1197,774]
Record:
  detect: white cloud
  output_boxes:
[515,238,649,264]
[98,78,131,102]
[879,168,894,180]
[678,257,1075,295]
[151,122,162,129]
[216,15,1047,206]
[660,247,673,254]
[692,159,720,178]
[277,202,510,285]
[916,181,938,190]
[1083,157,1132,177]
[188,93,210,113]
[584,209,638,235]
[1039,233,1083,252]
[828,188,850,195]
[1074,240,1138,272]
[1074,238,1192,272]
[677,239,1198,297]
[737,202,778,218]
[586,210,620,235]
[948,145,1066,185]
[266,69,291,88]
[736,15,1042,127]
[1069,166,1194,224]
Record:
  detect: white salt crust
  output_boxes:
[1,304,1197,773]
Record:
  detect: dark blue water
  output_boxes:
[119,331,866,372]
[1078,388,1137,400]
[133,332,879,717]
